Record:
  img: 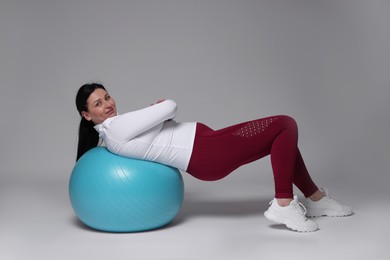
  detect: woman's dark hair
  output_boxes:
[75,83,106,161]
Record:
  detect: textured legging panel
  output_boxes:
[186,116,318,198]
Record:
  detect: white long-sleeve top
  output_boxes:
[93,99,197,171]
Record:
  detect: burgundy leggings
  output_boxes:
[186,115,318,198]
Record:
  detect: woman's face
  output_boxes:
[82,88,117,124]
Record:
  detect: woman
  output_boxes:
[75,83,352,232]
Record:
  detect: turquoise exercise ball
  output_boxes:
[69,147,184,232]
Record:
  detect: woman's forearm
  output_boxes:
[106,99,177,141]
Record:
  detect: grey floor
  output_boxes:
[1,166,387,260]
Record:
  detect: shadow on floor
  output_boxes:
[176,197,270,221]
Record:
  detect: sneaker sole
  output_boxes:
[306,209,353,218]
[264,210,318,233]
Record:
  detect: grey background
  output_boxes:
[1,0,389,259]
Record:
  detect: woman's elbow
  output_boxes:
[163,99,177,118]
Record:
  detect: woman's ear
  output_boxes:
[81,111,92,121]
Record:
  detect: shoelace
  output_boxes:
[321,187,337,201]
[296,202,308,216]
[269,199,308,216]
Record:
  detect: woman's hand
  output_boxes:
[150,99,166,106]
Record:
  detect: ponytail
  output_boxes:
[75,83,106,161]
[76,117,100,161]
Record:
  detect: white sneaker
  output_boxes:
[305,188,353,217]
[264,196,318,232]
